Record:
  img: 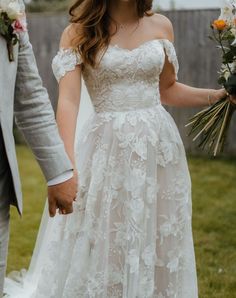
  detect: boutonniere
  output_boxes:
[0,0,27,62]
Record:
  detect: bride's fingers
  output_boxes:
[73,189,79,202]
[57,202,73,215]
[58,207,68,215]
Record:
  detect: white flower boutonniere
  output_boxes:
[0,0,27,61]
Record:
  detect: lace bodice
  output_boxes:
[52,39,179,113]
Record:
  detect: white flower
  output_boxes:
[141,244,157,266]
[126,249,139,274]
[230,27,236,46]
[129,198,144,221]
[167,257,179,273]
[0,0,22,19]
[167,250,182,273]
[230,61,236,72]
[219,0,236,25]
[160,222,172,241]
[231,27,236,35]
[124,168,145,198]
[221,66,231,80]
[220,62,236,79]
[134,137,147,160]
[146,177,159,204]
[166,283,175,297]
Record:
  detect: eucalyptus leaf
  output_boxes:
[224,73,236,95]
[218,76,226,85]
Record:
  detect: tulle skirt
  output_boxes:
[4,104,198,298]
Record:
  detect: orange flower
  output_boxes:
[212,19,227,31]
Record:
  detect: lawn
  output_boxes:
[7,145,236,298]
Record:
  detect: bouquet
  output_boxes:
[186,0,236,156]
[0,0,27,61]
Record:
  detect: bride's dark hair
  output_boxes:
[69,0,153,67]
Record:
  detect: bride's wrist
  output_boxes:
[207,89,227,106]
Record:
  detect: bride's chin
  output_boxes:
[118,0,135,2]
[113,0,137,4]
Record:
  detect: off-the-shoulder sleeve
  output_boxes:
[160,39,179,80]
[52,48,83,83]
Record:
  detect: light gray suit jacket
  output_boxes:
[0,0,72,214]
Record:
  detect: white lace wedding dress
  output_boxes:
[4,39,198,298]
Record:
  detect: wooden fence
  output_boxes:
[26,9,236,155]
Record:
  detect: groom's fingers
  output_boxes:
[48,197,57,217]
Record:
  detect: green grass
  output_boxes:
[7,146,46,273]
[7,146,236,297]
[190,157,236,298]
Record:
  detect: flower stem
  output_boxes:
[218,31,232,75]
[7,41,14,62]
[213,101,231,156]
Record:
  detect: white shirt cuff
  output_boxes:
[47,170,73,186]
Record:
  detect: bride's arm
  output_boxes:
[160,79,225,107]
[159,18,226,107]
[56,26,82,167]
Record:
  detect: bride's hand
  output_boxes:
[211,88,236,105]
[210,89,227,104]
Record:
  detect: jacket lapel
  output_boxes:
[0,35,19,110]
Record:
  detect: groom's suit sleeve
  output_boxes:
[14,19,73,181]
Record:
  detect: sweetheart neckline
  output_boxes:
[57,39,174,56]
[108,38,172,52]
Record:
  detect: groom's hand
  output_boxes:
[47,175,77,217]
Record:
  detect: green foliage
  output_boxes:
[7,146,236,297]
[26,0,70,12]
[224,73,236,94]
[218,76,227,85]
[221,30,234,42]
[223,49,235,64]
[0,14,8,35]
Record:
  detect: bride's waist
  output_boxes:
[91,95,161,113]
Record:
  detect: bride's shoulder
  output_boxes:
[147,13,174,42]
[60,23,82,48]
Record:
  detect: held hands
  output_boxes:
[47,171,78,217]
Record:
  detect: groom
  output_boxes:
[0,0,77,296]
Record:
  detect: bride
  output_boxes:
[4,0,229,297]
